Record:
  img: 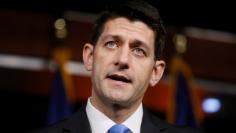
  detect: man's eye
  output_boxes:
[133,48,146,57]
[105,41,118,49]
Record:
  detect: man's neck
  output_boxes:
[90,96,142,123]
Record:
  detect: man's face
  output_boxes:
[83,17,165,107]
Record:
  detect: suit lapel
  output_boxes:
[61,105,92,133]
[58,105,169,133]
[141,108,168,133]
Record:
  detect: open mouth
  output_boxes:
[107,74,132,83]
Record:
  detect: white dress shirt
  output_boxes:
[86,98,143,133]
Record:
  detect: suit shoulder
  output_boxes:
[27,120,68,133]
[167,125,205,133]
[144,109,205,133]
[28,105,91,133]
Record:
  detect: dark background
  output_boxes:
[3,0,236,34]
[1,0,236,132]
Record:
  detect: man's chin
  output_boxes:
[108,98,132,107]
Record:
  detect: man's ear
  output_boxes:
[83,43,94,71]
[149,60,165,87]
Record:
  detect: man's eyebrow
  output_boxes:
[100,34,150,50]
[130,40,149,49]
[100,34,123,42]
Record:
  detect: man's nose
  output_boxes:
[114,46,130,69]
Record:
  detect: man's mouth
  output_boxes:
[107,74,132,83]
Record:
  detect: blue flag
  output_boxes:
[167,55,201,128]
[175,72,197,127]
[46,69,73,125]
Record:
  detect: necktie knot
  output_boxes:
[108,124,131,133]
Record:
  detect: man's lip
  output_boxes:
[106,74,132,83]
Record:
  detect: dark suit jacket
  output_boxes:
[30,105,204,133]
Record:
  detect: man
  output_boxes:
[32,0,204,132]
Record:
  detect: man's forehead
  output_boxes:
[102,17,154,40]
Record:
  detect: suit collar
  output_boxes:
[62,105,92,133]
[60,105,168,133]
[141,108,168,133]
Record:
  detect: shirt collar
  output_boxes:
[86,98,115,133]
[122,103,143,133]
[86,98,143,133]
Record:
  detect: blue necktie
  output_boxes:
[108,124,131,133]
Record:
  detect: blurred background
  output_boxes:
[1,0,236,132]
